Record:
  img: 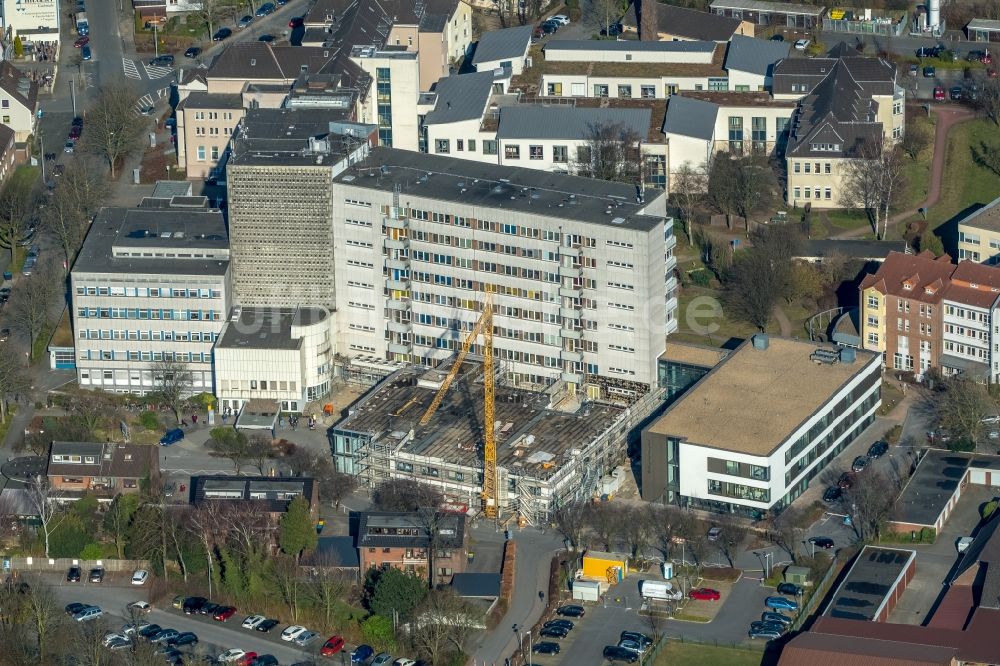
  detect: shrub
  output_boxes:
[983,500,998,520]
[884,424,902,444]
[361,615,396,651]
[80,543,103,560]
[690,269,712,288]
[140,410,160,430]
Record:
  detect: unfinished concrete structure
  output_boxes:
[330,364,662,524]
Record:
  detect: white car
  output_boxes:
[217,649,247,663]
[392,661,418,666]
[127,601,151,614]
[794,39,810,50]
[131,569,149,585]
[550,14,569,25]
[281,625,308,642]
[102,632,127,647]
[242,615,266,630]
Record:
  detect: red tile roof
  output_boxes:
[859,251,956,304]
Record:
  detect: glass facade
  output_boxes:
[376,67,393,147]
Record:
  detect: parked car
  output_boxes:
[540,20,558,34]
[88,568,104,583]
[809,536,835,549]
[258,34,275,42]
[255,2,275,15]
[770,34,784,41]
[762,611,792,626]
[822,486,842,503]
[924,65,936,78]
[150,55,174,66]
[749,627,783,640]
[131,569,149,585]
[351,645,375,663]
[838,472,854,489]
[555,604,585,617]
[689,587,721,601]
[213,27,232,40]
[139,105,155,116]
[217,650,248,663]
[927,427,952,443]
[777,582,803,596]
[128,601,151,613]
[65,602,89,616]
[371,655,393,666]
[81,45,92,60]
[255,618,280,632]
[74,36,89,48]
[751,620,787,633]
[251,657,278,666]
[545,619,574,630]
[602,646,639,663]
[868,440,889,459]
[74,606,103,622]
[242,615,266,630]
[549,14,570,24]
[64,140,75,154]
[766,596,799,612]
[184,47,201,58]
[105,636,131,651]
[169,632,198,647]
[950,86,963,101]
[934,86,946,101]
[122,622,154,637]
[66,566,82,582]
[794,38,810,50]
[540,625,569,639]
[321,636,345,656]
[237,15,254,28]
[288,16,304,27]
[600,22,622,36]
[619,631,651,648]
[150,629,179,644]
[532,642,561,655]
[909,63,918,76]
[137,624,163,639]
[852,455,870,472]
[281,625,308,642]
[294,630,319,646]
[160,428,184,446]
[214,606,237,621]
[197,602,220,616]
[182,597,207,614]
[617,639,648,655]
[707,526,722,541]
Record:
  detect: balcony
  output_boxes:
[560,349,583,362]
[387,298,411,310]
[559,307,581,319]
[388,342,412,354]
[384,216,407,229]
[560,328,582,340]
[386,278,410,290]
[561,371,583,384]
[560,264,583,278]
[384,237,409,250]
[559,286,580,298]
[561,245,581,257]
[388,320,412,334]
[385,257,409,271]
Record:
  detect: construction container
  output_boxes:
[572,579,601,602]
[582,551,629,583]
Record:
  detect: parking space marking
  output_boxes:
[143,63,174,79]
[122,58,142,80]
[133,93,155,115]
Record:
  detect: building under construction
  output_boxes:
[330,363,663,524]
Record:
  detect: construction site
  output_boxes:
[329,362,663,525]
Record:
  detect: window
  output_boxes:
[456,139,464,152]
[867,294,879,309]
[504,144,520,160]
[640,85,655,99]
[210,146,219,160]
[793,187,800,199]
[196,146,206,161]
[867,332,879,345]
[468,139,476,152]
[577,145,592,164]
[434,139,450,154]
[529,145,543,160]
[483,140,498,155]
[618,84,632,98]
[594,84,609,97]
[824,188,832,200]
[794,162,800,173]
[824,162,832,174]
[553,145,568,163]
[751,116,766,142]
[709,77,728,92]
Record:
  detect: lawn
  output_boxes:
[672,286,764,348]
[652,640,763,666]
[927,118,1000,229]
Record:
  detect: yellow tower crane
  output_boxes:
[418,292,498,519]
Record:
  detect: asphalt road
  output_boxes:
[51,576,332,664]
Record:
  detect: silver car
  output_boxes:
[294,630,319,646]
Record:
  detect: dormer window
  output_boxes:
[924,286,935,295]
[902,281,914,291]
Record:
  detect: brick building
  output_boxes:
[357,511,467,584]
[47,441,159,498]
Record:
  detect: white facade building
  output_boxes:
[70,198,231,395]
[470,24,532,75]
[2,0,60,45]
[214,307,333,413]
[642,336,882,515]
[328,148,678,394]
[351,47,421,150]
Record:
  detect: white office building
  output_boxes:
[70,197,231,395]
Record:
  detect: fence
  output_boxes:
[5,557,150,573]
[790,552,841,632]
[642,634,765,665]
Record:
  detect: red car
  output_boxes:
[288,16,303,28]
[69,126,81,139]
[74,36,90,48]
[933,86,946,101]
[688,587,721,601]
[237,652,257,666]
[321,635,345,656]
[213,605,237,621]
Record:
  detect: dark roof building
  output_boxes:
[189,475,317,514]
[823,546,915,622]
[471,24,533,69]
[623,2,749,42]
[357,511,467,550]
[451,572,501,599]
[301,535,361,570]
[207,43,342,82]
[724,34,790,77]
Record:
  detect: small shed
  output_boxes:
[582,550,629,583]
[572,579,601,601]
[784,565,811,585]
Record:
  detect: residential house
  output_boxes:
[710,0,826,30]
[302,0,472,91]
[176,93,244,180]
[662,92,796,190]
[724,35,790,91]
[357,511,468,583]
[0,61,38,143]
[779,51,903,209]
[421,70,499,158]
[188,475,318,519]
[622,1,754,42]
[0,124,18,187]
[859,250,1000,381]
[471,24,533,76]
[47,441,159,498]
[956,195,1000,264]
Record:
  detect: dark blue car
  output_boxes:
[159,428,184,446]
[351,645,374,663]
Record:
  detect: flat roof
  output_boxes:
[645,336,878,456]
[658,342,729,368]
[332,365,627,482]
[332,147,667,232]
[229,107,373,168]
[710,0,825,16]
[891,449,1000,527]
[968,19,1000,32]
[824,546,915,621]
[956,196,1000,233]
[217,306,329,350]
[532,42,727,80]
[544,40,717,54]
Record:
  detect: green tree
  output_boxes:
[365,567,427,620]
[79,543,103,560]
[104,493,141,559]
[361,615,396,651]
[12,36,23,58]
[919,229,945,256]
[279,496,317,562]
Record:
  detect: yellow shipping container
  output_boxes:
[582,551,629,583]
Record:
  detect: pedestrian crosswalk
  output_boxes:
[143,62,174,79]
[122,58,141,80]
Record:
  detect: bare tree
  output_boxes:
[574,122,643,184]
[0,178,34,266]
[553,501,589,550]
[7,260,60,359]
[585,502,619,551]
[68,389,120,440]
[247,434,273,475]
[618,506,653,559]
[407,589,482,665]
[0,345,28,423]
[151,358,193,424]
[670,162,707,242]
[188,504,224,597]
[594,0,621,35]
[71,617,117,666]
[41,161,106,271]
[731,153,777,235]
[974,76,1000,125]
[372,478,443,512]
[716,514,751,568]
[846,470,894,542]
[932,377,997,451]
[193,0,237,39]
[80,85,146,179]
[303,566,352,630]
[839,138,906,239]
[22,577,64,660]
[287,448,357,508]
[771,506,808,562]
[649,504,695,560]
[208,427,250,474]
[708,153,739,229]
[270,555,305,622]
[25,475,66,558]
